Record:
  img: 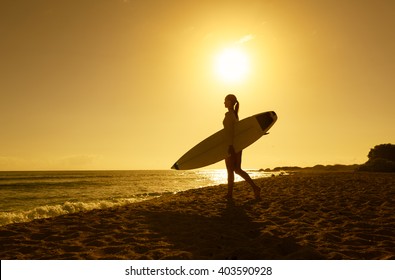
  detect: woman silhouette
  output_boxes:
[223,94,261,200]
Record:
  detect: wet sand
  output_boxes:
[1,171,394,260]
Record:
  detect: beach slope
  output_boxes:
[1,172,394,260]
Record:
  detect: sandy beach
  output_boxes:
[0,171,394,260]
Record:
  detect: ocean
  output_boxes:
[0,169,274,226]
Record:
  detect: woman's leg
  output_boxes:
[233,152,261,199]
[225,156,235,198]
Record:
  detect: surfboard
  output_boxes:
[171,111,277,170]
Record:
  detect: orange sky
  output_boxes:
[1,0,394,171]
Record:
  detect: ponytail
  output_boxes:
[234,100,239,120]
[225,94,240,120]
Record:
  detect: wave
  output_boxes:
[0,192,174,227]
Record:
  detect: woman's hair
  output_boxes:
[225,94,239,119]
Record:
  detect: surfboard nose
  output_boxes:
[171,163,180,170]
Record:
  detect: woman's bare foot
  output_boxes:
[253,186,261,200]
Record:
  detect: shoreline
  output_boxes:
[0,169,277,227]
[1,171,394,260]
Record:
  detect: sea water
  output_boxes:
[0,169,274,226]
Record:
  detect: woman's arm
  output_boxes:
[223,112,236,154]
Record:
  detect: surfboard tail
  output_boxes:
[256,111,277,131]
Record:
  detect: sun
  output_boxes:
[214,47,250,83]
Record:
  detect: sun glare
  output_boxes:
[214,48,250,83]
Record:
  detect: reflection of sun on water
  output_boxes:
[198,169,271,187]
[214,47,249,83]
[200,169,228,185]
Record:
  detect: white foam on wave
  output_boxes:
[0,196,159,227]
